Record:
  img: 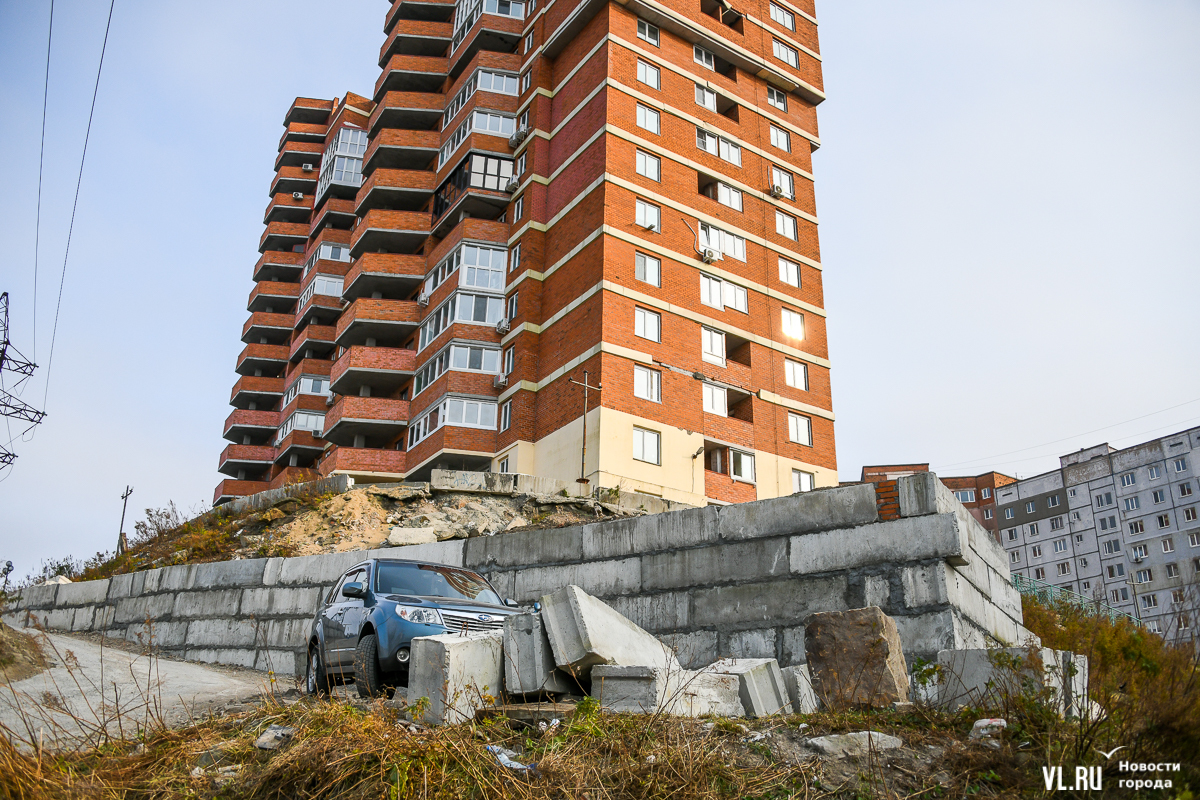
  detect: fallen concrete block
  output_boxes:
[503,612,574,696]
[706,658,791,717]
[408,631,503,725]
[254,725,295,750]
[805,606,910,709]
[807,730,903,759]
[937,647,1089,718]
[781,664,818,713]
[540,585,678,681]
[592,665,743,717]
[387,527,439,546]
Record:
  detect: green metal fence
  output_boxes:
[1011,573,1142,627]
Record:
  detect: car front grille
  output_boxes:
[440,609,507,633]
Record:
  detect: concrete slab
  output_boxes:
[408,631,504,725]
[936,647,1080,712]
[513,558,640,602]
[789,514,967,576]
[808,731,903,759]
[706,658,791,717]
[54,579,110,608]
[503,612,574,696]
[781,664,818,713]
[717,484,878,541]
[591,665,743,717]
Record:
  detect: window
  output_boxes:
[525,32,534,52]
[1053,538,1067,554]
[1153,489,1166,503]
[702,383,727,416]
[1032,545,1042,558]
[775,210,798,240]
[1163,538,1175,553]
[1190,531,1200,546]
[455,244,507,290]
[769,2,795,30]
[519,110,528,129]
[514,196,524,219]
[1057,562,1071,576]
[1099,515,1117,531]
[516,153,526,176]
[632,427,660,464]
[1174,589,1186,603]
[408,396,499,447]
[635,198,661,231]
[635,252,661,287]
[1180,482,1193,498]
[506,292,519,320]
[769,124,791,152]
[1034,567,1046,580]
[1102,539,1121,555]
[699,273,748,313]
[637,19,660,45]
[1095,492,1113,507]
[731,449,755,482]
[456,292,505,324]
[1129,520,1145,535]
[701,327,725,365]
[1068,488,1076,497]
[275,411,326,444]
[500,401,512,431]
[715,182,743,211]
[1141,594,1158,609]
[636,60,660,89]
[1148,464,1161,479]
[1132,544,1148,559]
[1166,563,1179,579]
[781,308,805,339]
[633,365,661,402]
[954,490,976,503]
[498,456,510,473]
[1029,522,1039,536]
[634,307,661,342]
[771,166,795,199]
[1121,472,1136,487]
[982,487,991,499]
[636,103,660,134]
[1082,581,1090,590]
[1157,514,1170,529]
[503,346,514,374]
[784,359,807,390]
[298,274,345,308]
[1025,500,1036,513]
[1075,534,1084,543]
[1145,619,1161,634]
[1107,564,1125,579]
[1007,528,1017,541]
[1111,588,1129,603]
[1048,494,1060,508]
[636,150,661,181]
[1124,496,1141,512]
[1009,551,1020,564]
[1072,511,1082,521]
[1050,516,1063,531]
[766,85,788,112]
[698,221,746,260]
[694,45,715,69]
[1174,457,1188,473]
[788,412,812,446]
[521,70,531,93]
[696,127,742,165]
[1186,508,1198,523]
[446,344,502,374]
[1004,508,1014,520]
[695,84,717,111]
[984,509,993,520]
[792,469,814,493]
[772,39,799,68]
[509,242,521,273]
[700,273,723,309]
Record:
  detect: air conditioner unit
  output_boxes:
[508,128,528,148]
[701,249,717,263]
[493,373,509,388]
[292,191,304,200]
[504,178,519,193]
[301,163,315,173]
[496,318,511,334]
[769,185,784,198]
[417,292,430,307]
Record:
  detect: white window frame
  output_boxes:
[792,469,814,493]
[731,449,755,482]
[788,412,812,446]
[779,257,801,288]
[716,182,743,211]
[635,198,661,232]
[784,359,807,390]
[701,327,725,365]
[775,210,798,240]
[694,44,715,70]
[635,252,661,287]
[770,124,791,153]
[633,364,661,402]
[781,307,804,339]
[769,2,795,30]
[702,383,727,416]
[636,150,661,181]
[637,19,660,46]
[636,103,660,134]
[500,400,512,431]
[771,166,795,199]
[634,307,661,342]
[772,39,799,68]
[695,83,717,111]
[636,59,660,89]
[767,85,788,111]
[632,426,661,464]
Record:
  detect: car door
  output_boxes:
[339,563,372,654]
[321,569,358,670]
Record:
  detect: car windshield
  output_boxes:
[374,562,502,605]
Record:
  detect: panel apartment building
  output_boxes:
[995,427,1200,642]
[217,0,836,507]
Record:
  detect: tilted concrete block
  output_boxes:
[172,589,242,620]
[431,469,516,494]
[540,585,679,681]
[262,557,285,586]
[805,607,910,709]
[503,612,574,695]
[240,587,321,618]
[781,664,818,713]
[513,558,640,603]
[641,539,789,592]
[19,583,59,609]
[705,658,791,717]
[155,564,194,592]
[464,525,583,570]
[592,665,743,717]
[189,558,269,590]
[717,484,878,542]
[55,578,110,607]
[408,631,504,725]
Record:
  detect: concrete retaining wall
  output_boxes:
[5,474,1030,677]
[216,474,354,515]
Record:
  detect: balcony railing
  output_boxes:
[319,444,407,477]
[213,478,271,505]
[1010,573,1142,628]
[331,345,416,395]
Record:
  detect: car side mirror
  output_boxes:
[504,598,519,608]
[341,582,365,599]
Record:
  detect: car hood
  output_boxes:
[381,595,516,614]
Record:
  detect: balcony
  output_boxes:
[253,250,305,282]
[369,91,444,135]
[276,140,324,171]
[311,197,356,231]
[386,0,456,31]
[284,97,333,126]
[223,408,280,443]
[218,444,277,477]
[330,345,416,395]
[431,153,514,236]
[275,430,326,463]
[343,253,425,300]
[241,311,293,345]
[319,444,408,479]
[213,478,271,505]
[295,293,344,330]
[350,209,430,257]
[271,166,319,196]
[356,168,437,214]
[247,280,300,313]
[259,221,309,254]
[230,375,285,409]
[289,324,337,363]
[279,121,328,150]
[448,8,523,79]
[335,298,421,348]
[264,192,313,224]
[364,129,440,173]
[235,343,289,377]
[379,19,453,63]
[323,396,410,447]
[375,55,449,100]
[704,468,758,504]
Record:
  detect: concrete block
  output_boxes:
[173,589,242,619]
[862,575,891,609]
[408,631,504,725]
[893,610,962,659]
[69,606,96,632]
[367,539,465,568]
[605,591,689,632]
[719,628,776,660]
[112,593,176,625]
[123,620,188,648]
[779,626,807,666]
[432,469,516,494]
[659,630,718,669]
[781,664,818,713]
[641,539,788,591]
[512,558,640,603]
[186,618,261,648]
[503,612,574,695]
[514,472,572,496]
[901,563,949,609]
[240,587,321,618]
[790,514,968,576]
[581,506,719,560]
[936,647,1053,710]
[690,576,848,628]
[717,484,878,541]
[261,618,313,649]
[155,564,193,592]
[189,558,269,589]
[599,489,690,516]
[55,578,110,607]
[255,648,303,677]
[592,665,661,712]
[387,527,439,546]
[37,609,76,631]
[277,551,368,587]
[186,648,258,670]
[483,570,516,601]
[19,583,59,609]
[540,585,678,681]
[805,607,910,709]
[94,606,116,633]
[262,557,284,586]
[464,525,583,570]
[705,658,791,717]
[592,665,743,717]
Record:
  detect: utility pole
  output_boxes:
[567,370,602,494]
[117,486,133,556]
[0,292,46,468]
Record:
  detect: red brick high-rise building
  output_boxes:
[217,0,836,506]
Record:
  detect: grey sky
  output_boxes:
[1,1,1197,577]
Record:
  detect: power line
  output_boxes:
[41,0,116,410]
[32,0,55,366]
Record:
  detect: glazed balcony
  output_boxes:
[247,280,300,313]
[259,221,309,254]
[218,444,277,477]
[264,192,313,225]
[289,324,337,363]
[386,0,456,31]
[364,128,440,173]
[431,153,514,237]
[253,250,305,282]
[235,343,289,377]
[241,311,293,345]
[318,444,407,479]
[356,168,436,214]
[380,19,452,63]
[368,91,444,135]
[375,55,449,100]
[350,208,431,257]
[213,479,271,505]
[230,375,285,409]
[279,121,328,150]
[343,253,425,300]
[223,408,280,443]
[330,345,416,395]
[295,293,344,330]
[276,140,324,171]
[311,197,356,232]
[322,396,410,447]
[271,166,319,196]
[335,297,421,348]
[284,97,333,126]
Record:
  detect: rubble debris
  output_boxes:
[253,725,294,750]
[969,718,1007,740]
[503,612,573,696]
[804,606,910,709]
[706,658,792,717]
[408,631,503,725]
[807,730,903,759]
[486,745,537,772]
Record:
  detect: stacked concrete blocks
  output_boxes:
[591,665,743,717]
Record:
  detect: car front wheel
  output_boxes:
[354,633,390,698]
[306,645,331,697]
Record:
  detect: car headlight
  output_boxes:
[395,605,443,626]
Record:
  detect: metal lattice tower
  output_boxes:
[0,292,46,467]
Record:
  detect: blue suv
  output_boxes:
[305,558,520,697]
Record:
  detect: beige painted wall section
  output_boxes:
[754,452,839,499]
